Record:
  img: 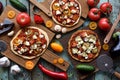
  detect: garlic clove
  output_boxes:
[62,28,67,33]
[0,57,10,67]
[10,65,21,75]
[56,34,62,39]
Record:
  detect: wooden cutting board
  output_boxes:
[59,27,114,79]
[29,0,89,33]
[0,5,69,71]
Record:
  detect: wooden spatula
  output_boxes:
[104,12,120,44]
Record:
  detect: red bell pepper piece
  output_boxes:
[38,64,68,80]
[34,14,44,24]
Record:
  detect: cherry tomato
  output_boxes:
[87,0,100,7]
[98,18,111,31]
[100,2,112,14]
[88,8,101,21]
[16,12,31,27]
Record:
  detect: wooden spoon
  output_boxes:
[104,12,120,44]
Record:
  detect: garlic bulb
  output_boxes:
[10,65,21,75]
[0,57,10,67]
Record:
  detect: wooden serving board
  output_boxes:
[59,27,114,79]
[29,0,89,33]
[0,5,69,71]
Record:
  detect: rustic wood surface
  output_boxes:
[0,0,120,80]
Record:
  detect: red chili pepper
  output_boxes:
[34,14,44,24]
[38,64,68,80]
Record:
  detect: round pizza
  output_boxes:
[68,30,101,62]
[50,0,81,27]
[10,26,49,59]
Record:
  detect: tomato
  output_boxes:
[100,2,112,14]
[88,8,101,21]
[88,53,94,59]
[16,12,31,27]
[78,55,83,59]
[87,0,100,7]
[71,41,77,47]
[98,18,111,31]
[80,32,87,38]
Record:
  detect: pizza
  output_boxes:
[10,26,49,59]
[68,30,101,62]
[50,0,81,27]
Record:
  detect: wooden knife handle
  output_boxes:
[41,49,70,71]
[104,12,120,44]
[29,0,52,17]
[114,71,120,79]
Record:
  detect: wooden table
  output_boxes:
[0,0,120,80]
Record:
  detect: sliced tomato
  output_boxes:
[79,47,83,52]
[95,41,100,47]
[71,41,77,47]
[41,38,47,45]
[69,0,75,2]
[70,6,76,10]
[78,55,83,59]
[80,32,87,38]
[62,0,67,2]
[88,53,94,59]
[30,39,35,44]
[57,16,62,22]
[72,14,79,20]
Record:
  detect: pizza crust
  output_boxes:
[10,26,49,59]
[68,30,101,62]
[50,0,81,27]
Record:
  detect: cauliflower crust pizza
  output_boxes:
[50,0,81,27]
[68,30,101,62]
[10,26,49,59]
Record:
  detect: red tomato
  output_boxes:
[78,55,83,59]
[100,2,112,14]
[88,53,94,59]
[80,32,87,38]
[98,18,111,31]
[87,0,100,7]
[16,12,31,27]
[88,8,101,21]
[71,41,77,47]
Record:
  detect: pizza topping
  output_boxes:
[56,10,61,15]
